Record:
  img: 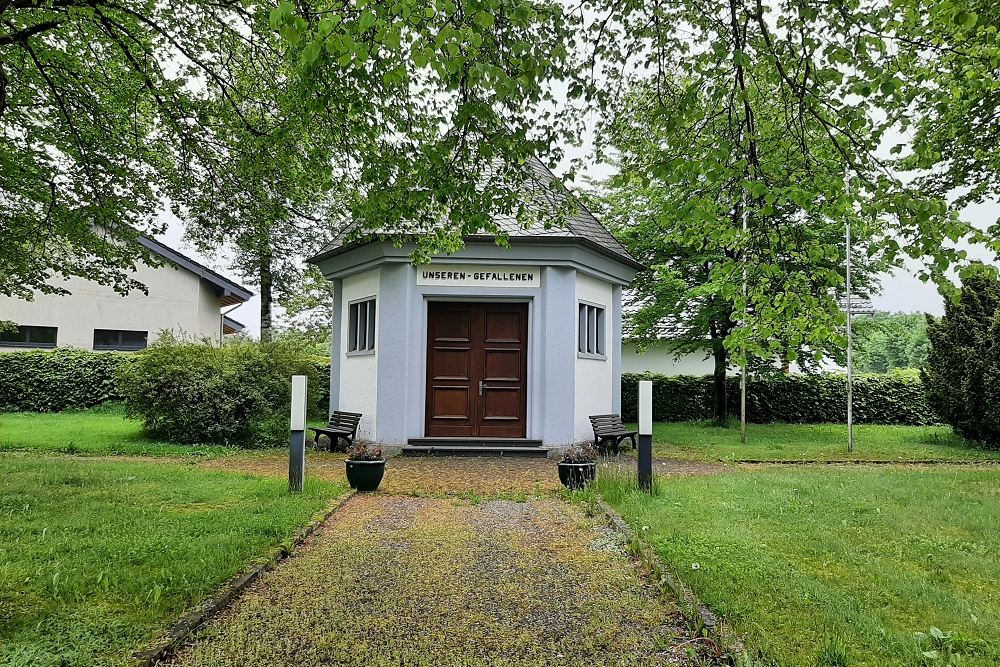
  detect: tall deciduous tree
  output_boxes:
[2,0,591,308]
[0,0,270,298]
[863,1,1000,259]
[588,0,981,377]
[593,79,886,421]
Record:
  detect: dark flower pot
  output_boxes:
[345,459,385,492]
[558,461,597,490]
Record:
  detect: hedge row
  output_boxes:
[0,349,936,427]
[0,348,133,412]
[0,348,331,416]
[620,371,939,426]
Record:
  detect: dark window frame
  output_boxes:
[347,297,377,355]
[93,329,148,352]
[0,325,57,348]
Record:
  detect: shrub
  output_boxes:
[117,335,323,448]
[0,348,132,412]
[621,369,937,426]
[923,274,1000,447]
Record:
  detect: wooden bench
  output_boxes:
[309,411,362,452]
[589,414,638,454]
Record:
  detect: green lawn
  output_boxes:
[644,421,1000,462]
[0,456,346,667]
[0,406,332,458]
[595,466,1000,666]
[0,405,232,457]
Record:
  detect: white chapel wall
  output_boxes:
[338,267,380,440]
[573,271,614,442]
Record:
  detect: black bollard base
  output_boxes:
[638,433,653,492]
[289,430,305,493]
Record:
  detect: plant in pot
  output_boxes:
[345,442,385,492]
[558,443,598,490]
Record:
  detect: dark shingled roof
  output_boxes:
[311,157,640,268]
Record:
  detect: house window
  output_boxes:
[0,325,57,348]
[93,329,148,351]
[347,298,376,354]
[578,303,606,358]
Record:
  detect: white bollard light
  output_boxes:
[289,375,307,493]
[638,380,653,491]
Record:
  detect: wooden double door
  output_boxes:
[425,302,529,438]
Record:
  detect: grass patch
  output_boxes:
[0,456,346,667]
[0,404,233,457]
[642,421,1000,462]
[595,465,1000,666]
[0,406,339,458]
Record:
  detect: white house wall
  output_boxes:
[621,342,716,375]
[574,272,614,442]
[0,262,225,351]
[337,267,380,440]
[621,341,832,375]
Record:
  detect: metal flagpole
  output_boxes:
[741,187,748,445]
[846,217,854,454]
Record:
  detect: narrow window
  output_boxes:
[348,297,376,353]
[577,303,606,358]
[93,329,147,351]
[0,325,57,348]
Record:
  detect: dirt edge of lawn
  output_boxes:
[133,490,356,667]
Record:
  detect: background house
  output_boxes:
[0,237,251,352]
[622,296,876,375]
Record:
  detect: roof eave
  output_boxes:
[138,236,254,303]
[308,234,646,272]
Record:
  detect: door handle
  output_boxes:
[478,380,485,396]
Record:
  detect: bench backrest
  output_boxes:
[589,413,627,434]
[327,411,362,432]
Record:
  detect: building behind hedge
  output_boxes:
[0,237,251,352]
[310,160,642,451]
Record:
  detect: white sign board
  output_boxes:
[416,265,540,288]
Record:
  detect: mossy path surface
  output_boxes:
[167,494,703,666]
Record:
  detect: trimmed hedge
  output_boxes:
[621,371,938,426]
[0,348,132,412]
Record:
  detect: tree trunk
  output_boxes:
[712,341,728,424]
[259,251,273,343]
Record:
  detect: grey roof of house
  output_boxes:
[838,296,877,315]
[222,315,247,333]
[138,236,253,306]
[310,157,641,269]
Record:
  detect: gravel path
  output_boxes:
[166,495,709,667]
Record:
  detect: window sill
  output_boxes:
[346,349,376,357]
[577,352,607,361]
[0,342,56,349]
[93,346,146,352]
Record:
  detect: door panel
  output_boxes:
[426,302,528,438]
[425,304,477,436]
